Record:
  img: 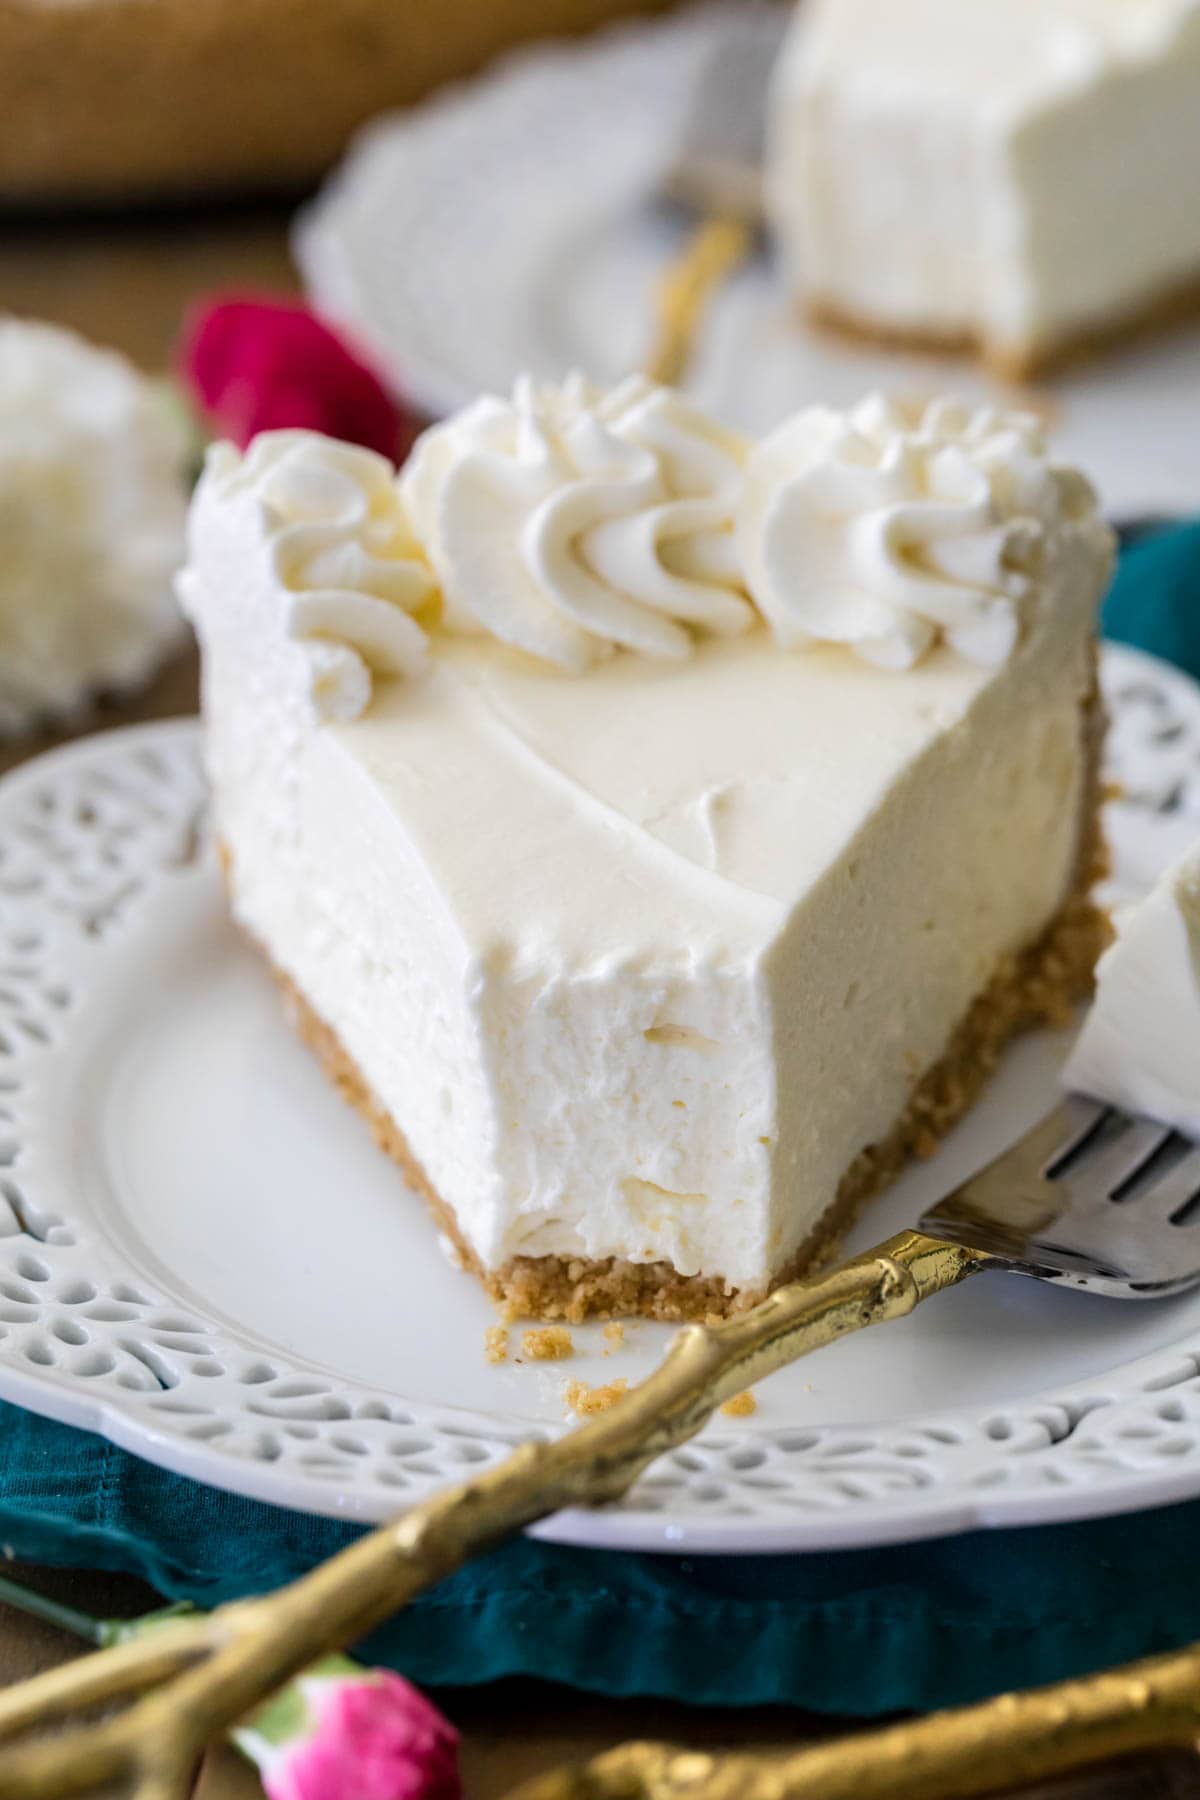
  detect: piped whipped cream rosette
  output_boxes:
[738,394,1098,671]
[181,378,1108,725]
[401,371,754,670]
[193,431,435,722]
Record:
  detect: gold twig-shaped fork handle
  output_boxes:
[503,1645,1200,1800]
[0,1231,985,1799]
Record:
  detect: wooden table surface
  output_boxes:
[2,201,1197,1800]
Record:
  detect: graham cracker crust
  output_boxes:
[805,272,1200,385]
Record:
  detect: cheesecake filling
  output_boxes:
[181,381,1114,1303]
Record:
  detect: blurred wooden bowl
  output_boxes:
[0,0,676,205]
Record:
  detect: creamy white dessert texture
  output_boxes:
[1067,838,1200,1139]
[767,0,1200,373]
[0,318,189,736]
[181,379,1113,1304]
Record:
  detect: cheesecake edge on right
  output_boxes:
[1067,839,1200,1138]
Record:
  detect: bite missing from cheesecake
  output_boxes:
[182,381,1115,1320]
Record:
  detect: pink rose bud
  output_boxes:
[236,1662,461,1800]
[177,295,415,462]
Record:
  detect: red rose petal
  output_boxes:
[178,296,412,461]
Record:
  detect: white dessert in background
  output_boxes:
[181,378,1114,1320]
[1066,838,1200,1139]
[0,318,189,738]
[766,0,1200,378]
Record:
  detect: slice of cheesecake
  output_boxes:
[1066,836,1200,1138]
[181,380,1113,1320]
[767,0,1200,379]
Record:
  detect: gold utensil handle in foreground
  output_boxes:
[504,1646,1200,1800]
[0,1230,987,1798]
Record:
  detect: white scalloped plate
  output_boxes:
[295,3,1200,522]
[3,644,1200,1555]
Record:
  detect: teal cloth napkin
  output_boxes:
[2,520,1200,1718]
[4,1400,1199,1716]
[1104,516,1200,665]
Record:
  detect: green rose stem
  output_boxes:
[0,1573,197,1649]
[0,1571,106,1646]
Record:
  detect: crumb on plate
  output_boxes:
[602,1321,625,1352]
[522,1325,574,1362]
[564,1377,628,1417]
[720,1390,757,1418]
[484,1325,509,1365]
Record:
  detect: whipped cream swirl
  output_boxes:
[738,394,1097,670]
[206,431,435,720]
[401,373,753,671]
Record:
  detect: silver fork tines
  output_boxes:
[919,1099,1200,1299]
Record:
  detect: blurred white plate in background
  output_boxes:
[296,4,1200,522]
